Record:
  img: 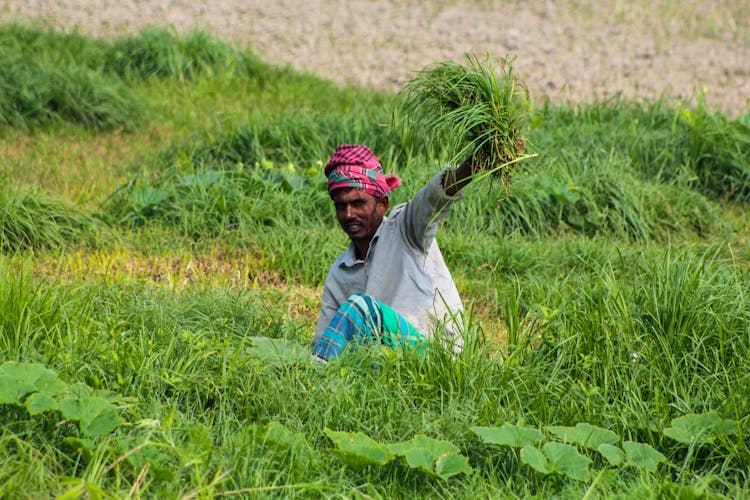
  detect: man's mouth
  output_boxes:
[343,223,362,234]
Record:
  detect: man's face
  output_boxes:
[331,188,388,245]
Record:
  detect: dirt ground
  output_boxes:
[2,0,749,116]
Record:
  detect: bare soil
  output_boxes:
[3,0,749,116]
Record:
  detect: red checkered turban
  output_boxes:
[325,144,401,198]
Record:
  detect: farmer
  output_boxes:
[311,144,477,361]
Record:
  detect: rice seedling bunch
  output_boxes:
[394,54,532,188]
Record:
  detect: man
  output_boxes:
[311,144,476,361]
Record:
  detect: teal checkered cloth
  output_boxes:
[312,293,426,361]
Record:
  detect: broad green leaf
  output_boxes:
[520,445,551,475]
[663,412,739,445]
[546,423,619,449]
[265,421,307,449]
[543,442,591,481]
[623,441,666,472]
[178,171,221,188]
[325,429,394,468]
[69,383,93,399]
[281,171,310,190]
[388,435,467,478]
[128,188,169,210]
[0,362,67,404]
[470,424,545,448]
[0,376,35,405]
[394,446,436,472]
[389,435,459,471]
[597,443,624,466]
[25,391,59,415]
[60,396,124,437]
[434,452,473,479]
[249,337,312,367]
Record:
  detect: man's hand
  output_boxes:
[442,156,476,196]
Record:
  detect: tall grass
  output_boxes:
[0,24,132,131]
[635,104,750,202]
[0,256,747,496]
[161,107,403,173]
[100,95,742,249]
[0,52,141,131]
[536,98,750,203]
[488,154,719,240]
[0,185,101,252]
[0,25,257,131]
[100,167,342,284]
[103,27,238,81]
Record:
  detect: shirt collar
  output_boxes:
[339,216,387,267]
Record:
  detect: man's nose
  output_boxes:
[343,205,354,219]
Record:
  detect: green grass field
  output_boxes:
[1,24,749,498]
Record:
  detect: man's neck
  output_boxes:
[354,241,369,261]
[351,219,384,261]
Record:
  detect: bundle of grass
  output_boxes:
[394,54,533,190]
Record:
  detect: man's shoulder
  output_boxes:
[387,202,408,218]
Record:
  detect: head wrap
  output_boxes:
[325,144,401,198]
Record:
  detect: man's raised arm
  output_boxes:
[442,156,476,197]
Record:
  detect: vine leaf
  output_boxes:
[0,362,67,405]
[434,452,473,480]
[59,396,124,438]
[470,424,545,448]
[248,337,311,367]
[546,423,619,449]
[325,429,394,468]
[520,445,551,475]
[264,421,308,450]
[623,441,666,472]
[663,412,739,445]
[0,379,35,405]
[597,443,625,466]
[25,391,59,415]
[389,435,471,479]
[543,442,591,482]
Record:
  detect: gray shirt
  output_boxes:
[312,168,464,346]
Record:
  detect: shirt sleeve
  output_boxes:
[398,167,463,252]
